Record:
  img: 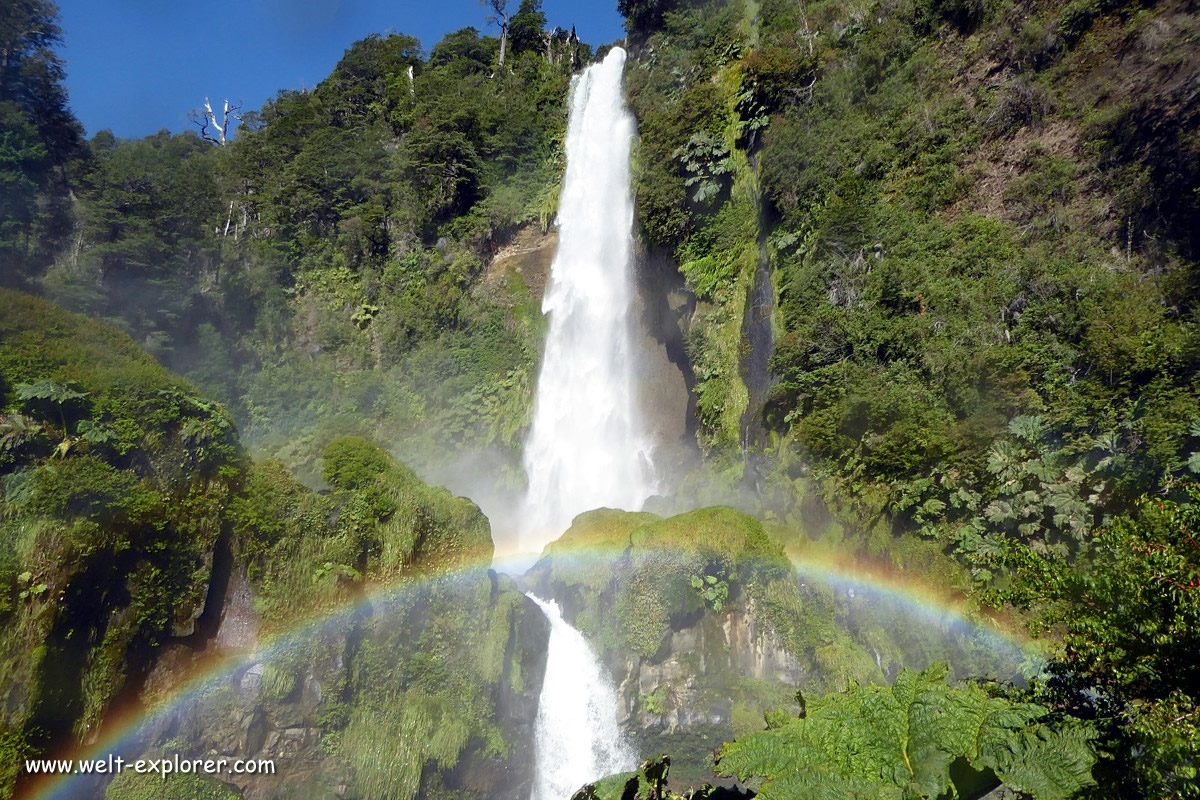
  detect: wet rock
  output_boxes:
[240,663,264,695]
[216,570,260,651]
[241,707,267,754]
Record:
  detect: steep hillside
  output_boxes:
[0,291,549,800]
[617,0,1200,795]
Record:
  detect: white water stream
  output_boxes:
[527,594,635,800]
[519,47,660,552]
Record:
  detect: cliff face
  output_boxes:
[607,600,808,784]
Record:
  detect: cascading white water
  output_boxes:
[520,47,659,551]
[527,594,635,799]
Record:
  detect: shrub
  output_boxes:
[322,436,391,491]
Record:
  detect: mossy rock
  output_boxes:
[630,506,787,568]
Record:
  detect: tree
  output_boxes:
[430,27,493,74]
[617,0,678,41]
[0,0,80,162]
[507,0,547,57]
[316,33,422,128]
[482,0,510,69]
[190,97,241,145]
[0,0,81,283]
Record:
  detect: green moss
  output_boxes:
[545,509,659,591]
[632,507,784,567]
[104,771,240,800]
[643,683,670,715]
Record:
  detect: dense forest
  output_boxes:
[2,0,1199,798]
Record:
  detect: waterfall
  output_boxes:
[527,594,634,799]
[520,47,659,551]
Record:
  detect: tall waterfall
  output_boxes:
[528,594,634,799]
[520,47,659,551]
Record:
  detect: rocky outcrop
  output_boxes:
[613,599,806,733]
[485,223,558,298]
[124,570,551,800]
[525,507,808,783]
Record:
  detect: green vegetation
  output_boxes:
[5,12,591,488]
[720,665,1096,800]
[0,291,539,799]
[1,7,580,796]
[617,0,1200,796]
[989,488,1200,796]
[0,0,82,287]
[4,0,1200,797]
[105,767,239,800]
[0,289,242,790]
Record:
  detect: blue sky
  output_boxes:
[55,0,626,139]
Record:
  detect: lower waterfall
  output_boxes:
[527,594,634,800]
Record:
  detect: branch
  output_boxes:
[190,109,222,145]
[196,97,243,145]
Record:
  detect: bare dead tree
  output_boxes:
[191,97,242,146]
[482,0,510,70]
[188,97,242,238]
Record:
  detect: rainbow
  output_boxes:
[31,545,1046,800]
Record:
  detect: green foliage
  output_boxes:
[508,0,548,57]
[0,0,81,284]
[9,15,577,485]
[689,571,730,612]
[572,756,718,800]
[619,0,681,40]
[0,290,247,795]
[989,488,1200,797]
[322,435,391,490]
[718,665,1098,800]
[104,761,240,800]
[674,131,733,205]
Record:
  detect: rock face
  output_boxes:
[524,507,809,784]
[485,222,558,298]
[720,598,807,685]
[128,570,551,800]
[607,599,807,781]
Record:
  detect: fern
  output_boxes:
[718,665,1096,800]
